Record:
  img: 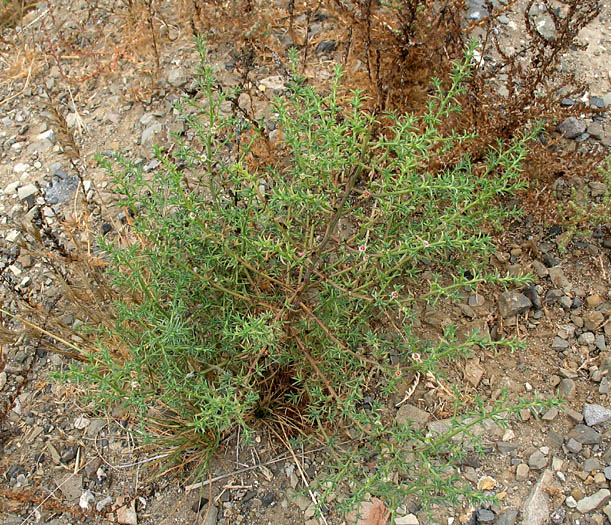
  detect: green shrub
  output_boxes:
[66,39,556,520]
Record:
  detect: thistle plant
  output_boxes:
[64,38,555,519]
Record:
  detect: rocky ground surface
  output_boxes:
[1,1,611,524]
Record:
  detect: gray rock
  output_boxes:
[604,466,611,480]
[495,509,519,525]
[590,96,607,108]
[528,450,548,470]
[498,291,532,318]
[167,66,188,88]
[551,337,569,350]
[522,470,553,525]
[588,122,605,140]
[542,407,558,421]
[550,508,565,524]
[595,334,606,351]
[548,266,570,289]
[584,404,611,426]
[576,489,610,514]
[568,424,601,445]
[476,509,495,522]
[516,463,530,481]
[396,403,430,430]
[141,121,163,145]
[316,40,337,54]
[17,183,38,201]
[566,438,582,453]
[56,473,83,501]
[557,378,576,399]
[558,117,586,139]
[584,458,601,472]
[577,332,596,346]
[558,296,572,310]
[45,171,79,205]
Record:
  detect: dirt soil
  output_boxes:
[1,1,610,524]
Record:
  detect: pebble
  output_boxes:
[551,337,569,350]
[566,438,583,453]
[583,404,611,426]
[316,40,337,54]
[498,291,532,318]
[577,332,596,345]
[542,407,558,421]
[558,117,586,139]
[496,509,518,525]
[548,267,571,289]
[17,184,38,201]
[528,450,548,470]
[395,403,430,430]
[584,458,601,472]
[557,378,576,399]
[522,470,552,525]
[516,463,530,481]
[476,509,495,523]
[167,66,188,88]
[576,489,610,514]
[567,424,601,445]
[395,515,419,525]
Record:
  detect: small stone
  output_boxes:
[79,490,95,510]
[584,458,602,472]
[565,496,577,508]
[595,335,606,352]
[395,403,430,430]
[97,495,113,512]
[542,407,558,421]
[520,408,531,422]
[116,500,138,525]
[522,470,553,525]
[316,40,337,54]
[395,515,419,525]
[583,404,611,426]
[566,438,582,453]
[56,473,82,501]
[74,416,90,430]
[477,476,496,490]
[577,332,596,346]
[141,122,163,145]
[565,407,584,423]
[476,509,495,523]
[557,379,576,399]
[567,424,601,445]
[516,463,530,481]
[464,359,485,387]
[548,267,571,289]
[503,429,515,441]
[586,294,605,308]
[576,489,610,514]
[167,66,188,88]
[584,311,604,331]
[558,117,586,139]
[529,450,548,470]
[558,296,572,310]
[498,291,532,318]
[495,509,519,525]
[552,337,570,350]
[17,184,38,201]
[601,377,610,395]
[588,122,605,140]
